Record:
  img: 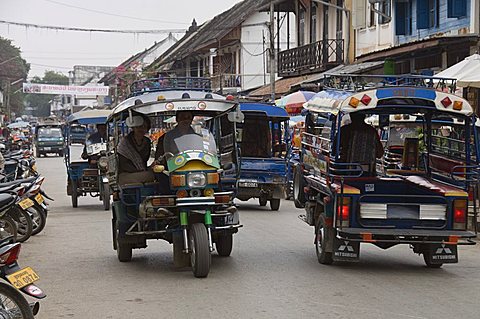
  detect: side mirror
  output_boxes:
[163,152,174,160]
[228,110,244,123]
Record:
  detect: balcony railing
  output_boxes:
[211,74,242,92]
[278,39,344,77]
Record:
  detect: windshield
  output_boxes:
[38,128,62,138]
[71,126,85,133]
[164,126,217,156]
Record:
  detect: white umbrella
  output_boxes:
[436,54,480,88]
[7,121,30,129]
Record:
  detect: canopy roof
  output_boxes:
[240,103,289,118]
[304,88,474,116]
[436,54,480,88]
[7,121,30,129]
[67,109,112,124]
[110,90,237,119]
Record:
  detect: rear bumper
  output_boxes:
[337,227,476,245]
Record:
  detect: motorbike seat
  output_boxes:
[0,176,36,188]
[0,194,15,211]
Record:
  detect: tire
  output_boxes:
[189,223,211,278]
[58,151,64,157]
[293,166,306,208]
[216,233,233,257]
[71,181,78,208]
[270,198,281,211]
[35,149,40,158]
[13,208,33,243]
[116,227,132,262]
[423,249,443,268]
[27,204,47,236]
[0,282,34,319]
[259,197,267,206]
[315,216,333,265]
[0,216,18,241]
[102,184,110,211]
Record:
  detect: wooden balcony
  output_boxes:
[278,39,344,77]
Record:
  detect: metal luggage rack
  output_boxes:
[320,74,458,93]
[129,77,212,96]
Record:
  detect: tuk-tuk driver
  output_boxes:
[339,112,384,176]
[155,111,195,160]
[81,124,107,160]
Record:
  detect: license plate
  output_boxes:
[7,267,40,289]
[18,198,35,210]
[35,194,44,204]
[238,180,258,188]
[44,147,51,151]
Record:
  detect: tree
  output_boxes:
[25,71,69,117]
[0,36,30,119]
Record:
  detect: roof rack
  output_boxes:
[320,74,458,93]
[129,77,212,97]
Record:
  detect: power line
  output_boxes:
[0,19,186,34]
[42,0,190,25]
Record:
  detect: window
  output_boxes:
[448,0,467,18]
[378,0,391,24]
[369,3,377,27]
[310,3,317,43]
[417,0,439,29]
[336,0,344,39]
[395,1,412,35]
[298,4,306,46]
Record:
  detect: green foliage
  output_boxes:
[0,36,30,117]
[25,71,69,117]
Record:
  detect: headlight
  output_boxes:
[98,156,108,169]
[187,172,207,188]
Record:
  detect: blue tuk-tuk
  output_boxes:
[295,74,477,267]
[236,103,290,211]
[64,109,112,210]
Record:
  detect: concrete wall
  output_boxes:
[240,11,296,91]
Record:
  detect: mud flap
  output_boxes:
[333,238,360,262]
[427,244,458,264]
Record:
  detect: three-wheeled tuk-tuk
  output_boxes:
[295,74,477,267]
[64,109,112,210]
[108,77,242,277]
[236,103,290,210]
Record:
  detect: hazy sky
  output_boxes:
[0,0,242,79]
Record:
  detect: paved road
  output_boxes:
[18,146,480,318]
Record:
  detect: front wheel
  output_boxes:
[116,227,132,262]
[58,150,64,157]
[189,223,211,278]
[102,183,110,211]
[293,166,306,208]
[315,216,333,265]
[216,233,233,257]
[270,198,281,211]
[0,282,34,319]
[259,197,267,206]
[13,208,33,243]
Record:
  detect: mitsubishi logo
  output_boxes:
[338,241,355,252]
[436,244,452,254]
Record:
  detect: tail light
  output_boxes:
[14,186,25,197]
[151,197,175,206]
[0,243,21,265]
[453,199,467,230]
[336,197,351,227]
[28,185,40,196]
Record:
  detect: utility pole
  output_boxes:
[269,0,276,103]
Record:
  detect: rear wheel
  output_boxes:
[216,233,233,257]
[116,227,132,262]
[14,208,33,243]
[259,197,267,206]
[0,216,17,241]
[189,223,210,278]
[315,216,333,265]
[71,180,78,208]
[28,204,47,236]
[293,166,306,208]
[270,198,281,211]
[423,247,443,268]
[0,282,34,319]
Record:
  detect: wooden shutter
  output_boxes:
[352,0,366,29]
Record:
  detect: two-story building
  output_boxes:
[145,0,296,95]
[354,0,480,74]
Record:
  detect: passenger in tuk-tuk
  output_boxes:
[81,123,107,161]
[339,112,384,176]
[117,115,155,186]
